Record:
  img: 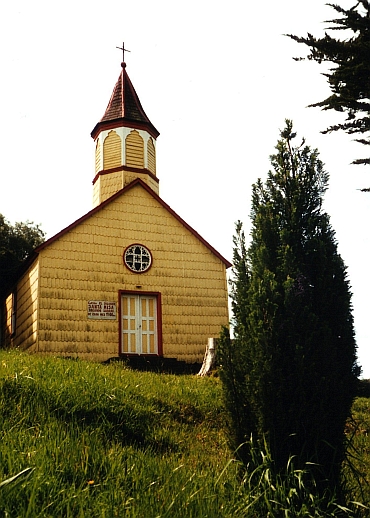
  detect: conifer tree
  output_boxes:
[219,223,253,463]
[287,1,370,172]
[219,121,360,493]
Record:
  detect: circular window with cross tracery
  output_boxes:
[123,244,152,273]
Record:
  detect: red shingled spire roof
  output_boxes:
[91,62,159,140]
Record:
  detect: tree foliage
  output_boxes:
[0,214,45,296]
[219,121,360,495]
[287,1,370,171]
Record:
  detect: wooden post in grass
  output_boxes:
[198,338,217,376]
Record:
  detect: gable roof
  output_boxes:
[91,64,159,140]
[33,179,232,268]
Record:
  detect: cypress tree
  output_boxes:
[219,223,253,463]
[219,120,360,493]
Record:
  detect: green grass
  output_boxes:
[343,397,370,510]
[0,349,369,517]
[0,350,239,517]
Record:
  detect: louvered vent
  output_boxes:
[147,138,156,175]
[103,131,122,170]
[126,130,144,168]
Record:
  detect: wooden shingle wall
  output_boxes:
[15,260,39,350]
[6,260,39,350]
[92,177,101,207]
[99,171,123,203]
[95,140,101,174]
[122,170,158,192]
[34,183,228,362]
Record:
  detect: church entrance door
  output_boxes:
[121,294,158,355]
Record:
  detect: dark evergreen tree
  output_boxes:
[219,223,253,464]
[219,121,360,494]
[287,1,370,176]
[0,214,45,296]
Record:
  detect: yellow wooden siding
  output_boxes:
[92,177,101,208]
[7,260,39,351]
[103,131,121,170]
[95,140,101,173]
[147,138,156,175]
[94,171,157,208]
[125,130,144,168]
[26,183,228,362]
[122,170,159,195]
[147,176,159,194]
[99,171,122,203]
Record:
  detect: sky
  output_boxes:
[1,0,369,375]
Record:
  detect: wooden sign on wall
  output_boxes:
[87,301,117,320]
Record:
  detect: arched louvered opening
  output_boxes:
[95,140,101,173]
[103,131,122,170]
[126,130,144,169]
[147,138,156,175]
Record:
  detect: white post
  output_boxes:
[198,338,216,376]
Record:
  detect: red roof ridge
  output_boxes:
[34,179,231,268]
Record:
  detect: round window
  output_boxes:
[123,244,152,273]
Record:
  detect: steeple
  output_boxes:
[91,56,160,207]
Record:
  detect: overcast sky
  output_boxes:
[1,0,369,375]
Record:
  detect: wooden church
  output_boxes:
[1,56,231,363]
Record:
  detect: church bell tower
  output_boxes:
[91,50,160,207]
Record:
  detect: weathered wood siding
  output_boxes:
[103,131,121,170]
[95,140,101,174]
[92,176,101,208]
[15,260,39,350]
[126,130,144,169]
[99,171,123,203]
[4,259,39,350]
[35,183,228,363]
[93,167,159,208]
[122,170,158,193]
[147,138,156,175]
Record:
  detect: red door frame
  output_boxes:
[118,290,163,357]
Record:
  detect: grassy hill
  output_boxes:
[0,350,369,517]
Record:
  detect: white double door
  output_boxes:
[121,294,158,355]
